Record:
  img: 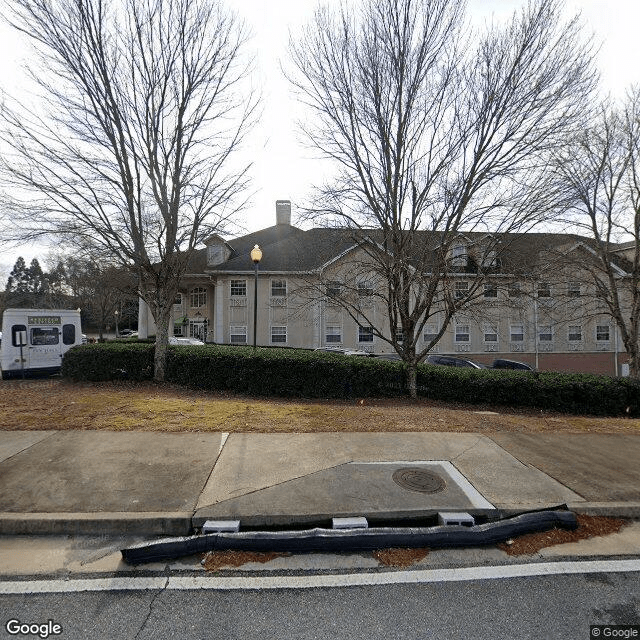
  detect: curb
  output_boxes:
[1,503,639,537]
[0,512,193,536]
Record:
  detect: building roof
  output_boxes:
[189,224,633,277]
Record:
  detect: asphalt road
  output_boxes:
[1,567,639,640]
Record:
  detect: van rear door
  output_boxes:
[27,314,63,370]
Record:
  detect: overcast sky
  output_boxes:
[1,0,639,281]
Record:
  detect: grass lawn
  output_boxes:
[1,378,639,433]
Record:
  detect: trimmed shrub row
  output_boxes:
[61,343,640,416]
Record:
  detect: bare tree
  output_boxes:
[287,0,596,396]
[0,0,257,380]
[552,90,640,377]
[61,255,136,340]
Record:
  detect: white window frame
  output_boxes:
[271,279,287,297]
[483,324,498,343]
[537,282,551,298]
[481,249,499,268]
[270,326,287,344]
[483,283,498,298]
[454,281,468,300]
[508,282,522,297]
[455,324,470,343]
[358,325,374,343]
[568,325,583,342]
[326,281,342,298]
[190,287,207,308]
[394,329,404,343]
[325,325,342,344]
[451,243,467,268]
[423,323,439,344]
[357,280,374,297]
[174,293,183,306]
[230,325,247,344]
[230,280,247,297]
[568,282,581,297]
[538,325,553,342]
[510,324,524,342]
[596,324,610,342]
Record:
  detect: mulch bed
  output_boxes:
[497,514,628,556]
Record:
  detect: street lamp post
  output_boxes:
[250,244,263,348]
[114,309,119,339]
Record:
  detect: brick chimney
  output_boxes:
[276,200,291,226]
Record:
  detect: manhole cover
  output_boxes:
[392,468,446,494]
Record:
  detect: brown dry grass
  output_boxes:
[1,378,639,433]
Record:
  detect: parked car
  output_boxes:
[169,336,205,346]
[426,354,486,369]
[373,353,403,361]
[314,347,373,357]
[119,329,137,337]
[491,358,534,371]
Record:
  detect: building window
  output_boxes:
[394,329,404,343]
[483,283,498,298]
[174,293,182,306]
[568,282,581,297]
[455,324,470,343]
[568,325,582,341]
[508,282,522,297]
[510,324,524,342]
[230,326,247,344]
[358,326,374,342]
[537,282,551,298]
[326,326,342,343]
[271,326,287,344]
[271,280,287,297]
[539,325,552,342]
[596,325,610,342]
[326,281,342,298]
[483,324,498,342]
[230,280,246,297]
[190,287,206,308]
[357,281,374,297]
[454,281,468,300]
[451,243,467,268]
[481,250,499,268]
[424,324,439,344]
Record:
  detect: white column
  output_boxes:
[138,297,149,339]
[215,280,224,344]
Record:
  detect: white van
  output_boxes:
[1,309,83,379]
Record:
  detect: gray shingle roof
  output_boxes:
[188,225,633,276]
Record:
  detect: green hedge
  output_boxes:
[61,343,640,416]
[62,342,155,381]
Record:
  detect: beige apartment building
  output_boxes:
[138,201,635,376]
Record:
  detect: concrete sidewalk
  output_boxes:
[0,430,639,536]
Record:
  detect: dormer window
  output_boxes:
[326,281,342,298]
[451,243,467,268]
[481,249,500,268]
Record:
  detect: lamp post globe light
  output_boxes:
[250,244,262,348]
[114,309,119,338]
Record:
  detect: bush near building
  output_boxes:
[61,343,640,417]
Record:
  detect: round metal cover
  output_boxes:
[392,467,446,494]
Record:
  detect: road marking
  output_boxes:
[1,559,640,594]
